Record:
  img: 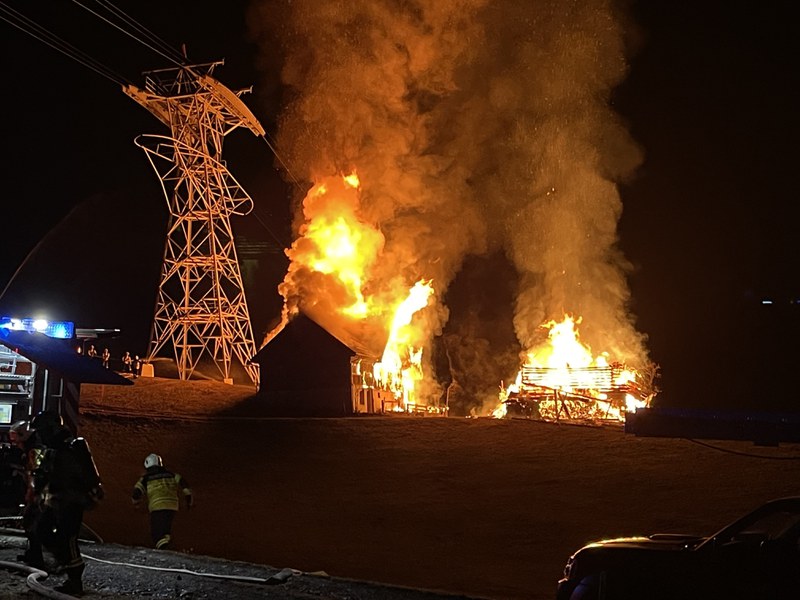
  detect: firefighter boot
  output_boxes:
[55,564,84,596]
[17,545,45,570]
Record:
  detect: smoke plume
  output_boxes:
[250,0,648,411]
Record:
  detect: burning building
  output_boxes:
[259,174,447,415]
[252,0,653,416]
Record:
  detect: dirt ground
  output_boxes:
[15,377,800,600]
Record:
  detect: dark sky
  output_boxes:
[1,1,798,411]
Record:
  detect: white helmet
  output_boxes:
[9,420,31,443]
[144,453,163,469]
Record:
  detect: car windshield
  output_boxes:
[736,510,800,540]
[700,499,800,548]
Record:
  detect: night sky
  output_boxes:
[1,1,798,412]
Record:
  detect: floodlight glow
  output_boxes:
[32,319,48,331]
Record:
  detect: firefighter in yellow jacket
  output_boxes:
[131,453,193,549]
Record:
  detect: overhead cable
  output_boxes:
[92,0,186,64]
[71,0,186,68]
[0,1,128,86]
[260,133,302,187]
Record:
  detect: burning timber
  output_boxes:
[495,363,656,422]
[351,355,447,415]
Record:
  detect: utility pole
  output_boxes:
[124,62,262,385]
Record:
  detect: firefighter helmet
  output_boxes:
[30,411,67,445]
[9,420,31,443]
[144,453,163,469]
[30,410,64,432]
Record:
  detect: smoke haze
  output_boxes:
[249,0,648,412]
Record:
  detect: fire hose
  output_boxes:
[0,559,82,600]
[0,517,91,599]
[2,519,319,594]
[80,553,304,584]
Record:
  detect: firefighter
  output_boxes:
[25,411,104,595]
[0,421,28,516]
[9,419,46,569]
[131,453,193,550]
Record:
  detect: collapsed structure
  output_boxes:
[498,362,656,422]
[493,315,657,423]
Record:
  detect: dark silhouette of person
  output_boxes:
[24,411,104,595]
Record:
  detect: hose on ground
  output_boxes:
[0,559,81,600]
[5,521,317,590]
[82,553,303,584]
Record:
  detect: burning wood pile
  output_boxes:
[493,316,656,422]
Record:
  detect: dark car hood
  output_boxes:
[580,534,706,551]
[561,534,707,585]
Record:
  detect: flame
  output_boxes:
[281,172,440,413]
[494,315,651,421]
[524,315,605,390]
[286,173,383,318]
[373,280,434,410]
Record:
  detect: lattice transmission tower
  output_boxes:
[124,62,263,386]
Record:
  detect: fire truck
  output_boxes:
[0,316,131,437]
[0,340,36,429]
[1,316,131,515]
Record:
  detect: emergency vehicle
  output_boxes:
[0,316,131,438]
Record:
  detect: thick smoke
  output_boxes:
[469,1,647,368]
[250,0,648,411]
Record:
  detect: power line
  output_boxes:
[94,0,187,63]
[71,0,187,69]
[2,0,298,254]
[260,133,301,187]
[0,1,129,86]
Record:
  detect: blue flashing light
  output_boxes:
[0,316,75,339]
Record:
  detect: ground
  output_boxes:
[3,377,800,599]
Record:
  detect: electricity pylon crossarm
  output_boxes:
[124,61,262,386]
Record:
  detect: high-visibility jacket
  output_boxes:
[132,466,192,512]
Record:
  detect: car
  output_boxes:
[556,496,800,600]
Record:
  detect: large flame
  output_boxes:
[495,315,650,421]
[373,280,434,410]
[286,172,384,318]
[278,172,439,412]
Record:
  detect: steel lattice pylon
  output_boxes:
[124,62,263,386]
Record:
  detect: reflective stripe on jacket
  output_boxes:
[133,468,191,512]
